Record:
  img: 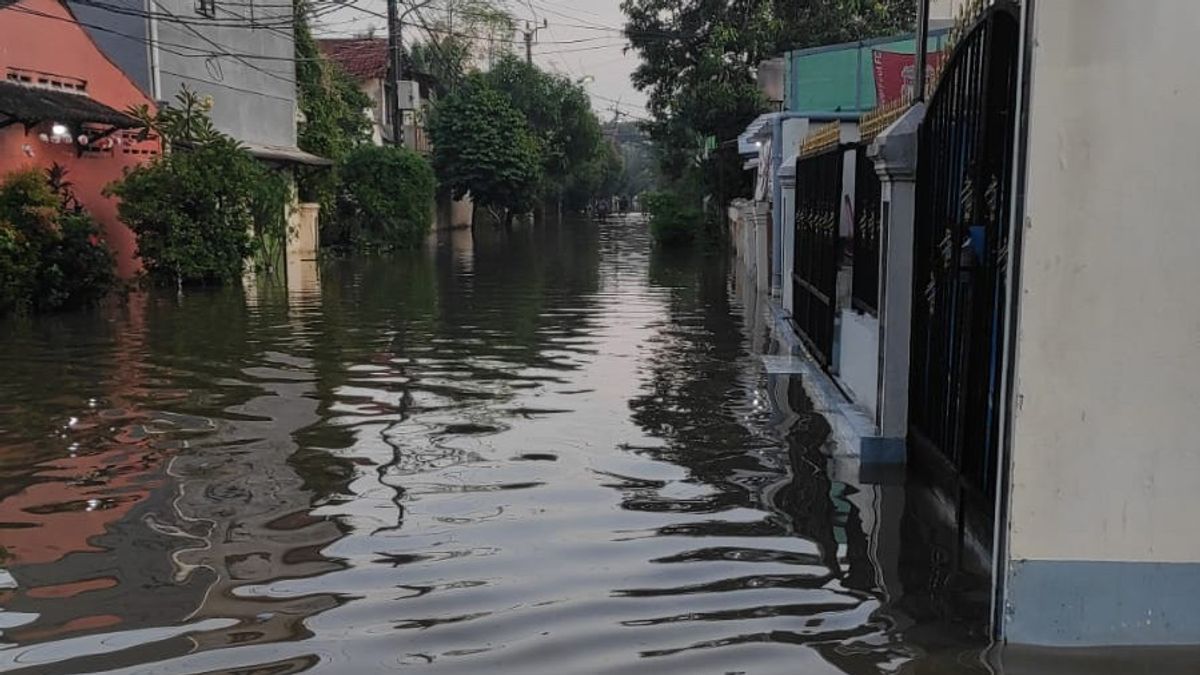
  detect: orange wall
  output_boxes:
[0,0,161,277]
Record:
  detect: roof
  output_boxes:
[243,142,332,166]
[317,38,388,81]
[0,80,140,128]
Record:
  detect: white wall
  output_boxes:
[1008,0,1200,564]
[838,310,878,415]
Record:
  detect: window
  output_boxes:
[196,0,215,17]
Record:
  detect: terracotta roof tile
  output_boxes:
[317,38,388,81]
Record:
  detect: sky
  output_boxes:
[314,0,650,122]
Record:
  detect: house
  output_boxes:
[742,0,1200,649]
[0,0,161,277]
[318,37,476,229]
[70,0,329,261]
[74,0,315,163]
[316,37,431,152]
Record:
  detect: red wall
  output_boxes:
[0,0,161,277]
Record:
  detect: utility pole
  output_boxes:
[914,0,931,101]
[386,0,403,145]
[522,19,547,65]
[387,0,436,147]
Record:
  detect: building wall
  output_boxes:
[153,0,296,148]
[784,30,950,113]
[363,77,386,146]
[0,0,160,276]
[929,0,969,22]
[1004,0,1200,645]
[68,0,152,95]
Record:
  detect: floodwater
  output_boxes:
[0,216,1151,674]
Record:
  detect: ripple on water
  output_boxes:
[0,218,1001,675]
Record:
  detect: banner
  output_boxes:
[872,50,947,105]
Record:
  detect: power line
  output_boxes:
[6,4,316,64]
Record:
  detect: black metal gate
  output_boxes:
[909,2,1020,501]
[793,149,842,366]
[852,144,881,314]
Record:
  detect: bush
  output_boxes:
[108,87,290,285]
[0,167,116,314]
[331,145,436,250]
[0,223,36,314]
[643,188,703,246]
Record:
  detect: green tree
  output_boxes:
[483,55,604,210]
[407,0,517,94]
[563,139,623,212]
[428,77,540,226]
[294,0,372,212]
[335,145,436,250]
[623,0,914,201]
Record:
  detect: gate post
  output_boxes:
[777,157,796,315]
[863,103,924,463]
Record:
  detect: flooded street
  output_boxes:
[0,218,995,674]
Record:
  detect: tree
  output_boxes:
[407,0,517,94]
[622,0,914,202]
[336,146,436,250]
[483,55,604,210]
[428,77,540,226]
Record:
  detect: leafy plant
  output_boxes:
[0,167,115,314]
[294,0,372,212]
[428,77,541,226]
[110,86,290,286]
[623,0,914,205]
[483,55,610,211]
[643,186,703,247]
[333,145,436,250]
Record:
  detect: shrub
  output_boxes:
[0,223,36,314]
[643,188,703,246]
[108,87,290,285]
[0,167,116,314]
[332,145,436,250]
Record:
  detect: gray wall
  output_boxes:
[68,0,297,148]
[69,0,153,94]
[155,0,296,148]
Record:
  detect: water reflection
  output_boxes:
[0,217,1161,674]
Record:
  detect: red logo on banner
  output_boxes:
[872,50,947,105]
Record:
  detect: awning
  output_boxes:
[0,80,139,129]
[243,142,333,167]
[738,112,776,156]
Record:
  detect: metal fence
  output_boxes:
[852,144,881,314]
[792,148,843,366]
[908,2,1020,500]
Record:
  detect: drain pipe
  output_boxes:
[146,0,162,100]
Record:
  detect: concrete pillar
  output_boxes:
[778,159,796,314]
[286,202,320,263]
[1001,0,1200,647]
[861,103,924,463]
[754,202,770,291]
[773,118,809,297]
